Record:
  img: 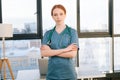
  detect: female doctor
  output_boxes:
[41,4,79,80]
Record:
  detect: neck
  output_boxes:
[55,24,66,34]
[56,23,66,29]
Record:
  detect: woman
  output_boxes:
[41,4,79,80]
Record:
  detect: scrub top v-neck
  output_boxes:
[42,26,79,79]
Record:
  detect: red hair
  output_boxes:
[51,4,66,16]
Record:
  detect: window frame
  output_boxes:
[77,0,111,38]
[0,0,42,40]
[77,0,118,73]
[1,0,120,73]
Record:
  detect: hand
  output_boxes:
[71,43,78,51]
[40,45,51,50]
[65,44,78,52]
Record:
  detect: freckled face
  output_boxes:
[52,8,66,25]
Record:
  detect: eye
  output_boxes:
[53,13,58,16]
[60,13,63,16]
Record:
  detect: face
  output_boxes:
[52,8,66,25]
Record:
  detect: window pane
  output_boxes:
[114,37,120,71]
[80,0,108,32]
[114,0,120,34]
[0,40,41,78]
[2,0,37,34]
[42,0,77,34]
[78,38,111,76]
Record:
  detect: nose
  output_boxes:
[56,15,61,19]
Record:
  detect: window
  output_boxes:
[1,40,41,78]
[114,0,120,34]
[78,0,109,37]
[77,0,120,74]
[42,0,77,34]
[79,38,111,72]
[77,0,112,75]
[114,37,120,71]
[114,0,120,71]
[80,0,108,32]
[1,0,42,39]
[0,1,42,79]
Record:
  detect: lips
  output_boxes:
[57,20,61,22]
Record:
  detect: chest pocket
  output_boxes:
[60,34,71,48]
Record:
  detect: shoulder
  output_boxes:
[44,28,54,35]
[67,26,77,33]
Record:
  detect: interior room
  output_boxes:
[0,0,120,80]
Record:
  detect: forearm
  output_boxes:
[41,48,68,57]
[41,44,78,57]
[57,50,77,58]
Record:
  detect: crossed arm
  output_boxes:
[40,44,78,58]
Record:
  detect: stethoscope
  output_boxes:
[47,25,71,48]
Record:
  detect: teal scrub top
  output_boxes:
[42,25,79,79]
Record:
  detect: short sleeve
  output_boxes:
[70,28,79,47]
[41,31,50,45]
